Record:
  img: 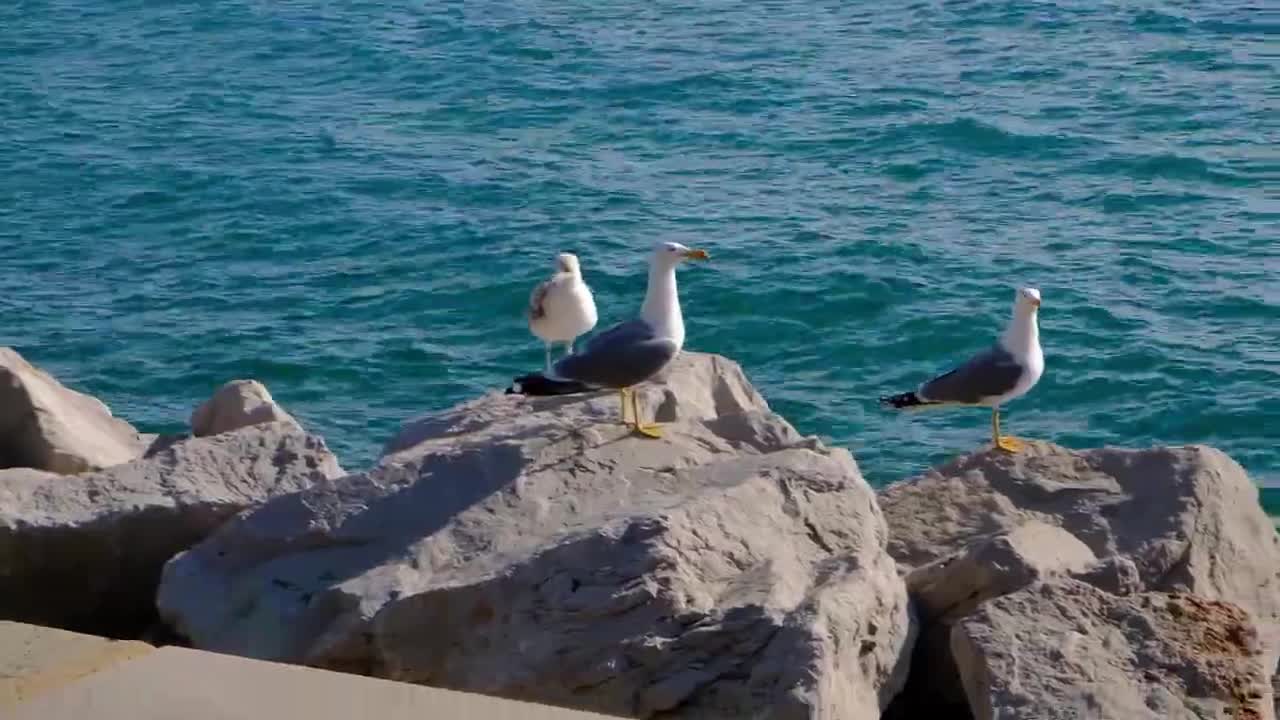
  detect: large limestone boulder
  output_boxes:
[879,441,1280,643]
[886,521,1100,718]
[0,348,150,474]
[157,352,915,719]
[190,380,300,437]
[953,579,1275,720]
[0,423,343,637]
[879,441,1280,719]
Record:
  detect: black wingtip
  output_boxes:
[506,373,594,396]
[880,391,926,409]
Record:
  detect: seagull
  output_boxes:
[880,287,1044,453]
[526,253,598,372]
[507,241,710,438]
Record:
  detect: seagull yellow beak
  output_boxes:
[683,248,710,260]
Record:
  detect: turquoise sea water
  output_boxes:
[2,2,1276,489]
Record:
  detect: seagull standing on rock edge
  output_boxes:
[507,241,710,439]
[526,253,598,372]
[880,287,1044,453]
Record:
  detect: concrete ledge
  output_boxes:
[0,621,154,711]
[3,624,623,720]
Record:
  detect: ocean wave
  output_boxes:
[1097,191,1216,213]
[879,117,1094,158]
[1077,152,1253,187]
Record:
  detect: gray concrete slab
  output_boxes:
[0,621,153,711]
[9,643,626,720]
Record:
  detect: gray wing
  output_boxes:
[918,344,1025,404]
[580,318,649,353]
[526,278,552,320]
[552,319,677,388]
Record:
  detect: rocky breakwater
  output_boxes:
[159,350,1280,719]
[0,347,343,637]
[5,342,1277,720]
[156,352,916,719]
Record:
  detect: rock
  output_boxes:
[878,441,1280,654]
[157,352,915,719]
[886,522,1097,718]
[382,352,769,457]
[1071,555,1142,596]
[879,442,1280,720]
[907,520,1096,623]
[142,433,189,458]
[190,380,300,437]
[952,579,1275,720]
[0,347,150,474]
[0,423,343,638]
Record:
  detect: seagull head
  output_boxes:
[1016,286,1042,310]
[555,253,581,275]
[652,241,710,267]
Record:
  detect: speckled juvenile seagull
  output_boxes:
[526,253,598,372]
[507,241,710,438]
[880,287,1045,453]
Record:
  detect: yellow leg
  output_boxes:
[993,408,1024,453]
[630,388,663,439]
[619,388,633,425]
